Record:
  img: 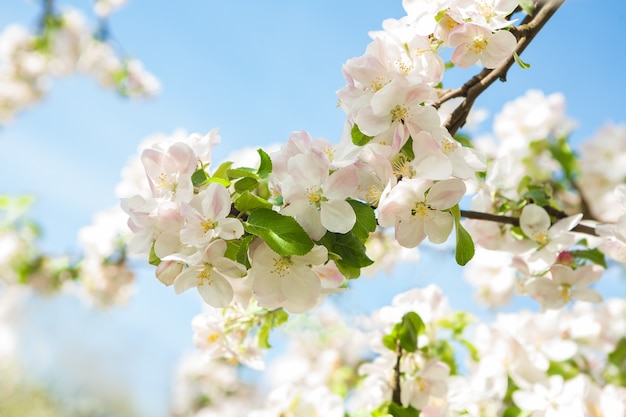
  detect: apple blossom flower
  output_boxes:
[525,264,603,310]
[453,0,520,30]
[401,356,450,409]
[579,124,626,222]
[377,178,466,248]
[513,375,586,417]
[409,127,486,180]
[280,153,359,240]
[141,141,197,202]
[448,23,517,69]
[519,204,582,268]
[248,241,329,313]
[354,76,440,152]
[165,239,246,308]
[179,183,244,248]
[191,304,264,370]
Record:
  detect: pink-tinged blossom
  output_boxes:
[448,23,517,69]
[453,0,520,30]
[409,128,486,180]
[248,241,329,313]
[525,264,603,310]
[185,128,221,164]
[355,147,396,206]
[369,23,445,86]
[141,141,197,202]
[377,178,466,248]
[179,183,243,248]
[280,153,359,240]
[355,77,440,152]
[165,239,246,308]
[402,0,451,36]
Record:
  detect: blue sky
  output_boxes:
[1,1,626,416]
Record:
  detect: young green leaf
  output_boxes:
[244,209,314,256]
[397,311,425,353]
[347,199,377,242]
[191,168,209,187]
[388,403,420,417]
[257,148,273,179]
[351,123,374,146]
[234,191,273,213]
[519,0,534,15]
[234,176,259,194]
[513,51,531,69]
[450,205,475,266]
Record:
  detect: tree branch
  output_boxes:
[439,0,565,136]
[460,209,598,236]
[392,343,403,405]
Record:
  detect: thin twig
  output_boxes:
[460,209,598,236]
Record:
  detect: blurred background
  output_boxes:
[1,0,625,416]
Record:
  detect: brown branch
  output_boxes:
[440,0,565,136]
[392,343,402,405]
[460,209,598,236]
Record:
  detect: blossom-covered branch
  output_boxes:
[441,0,565,135]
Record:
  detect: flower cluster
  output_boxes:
[0,7,158,124]
[173,285,626,417]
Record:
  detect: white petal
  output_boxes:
[281,269,321,313]
[424,211,454,244]
[197,273,234,308]
[320,199,356,234]
[426,178,466,210]
[520,204,551,240]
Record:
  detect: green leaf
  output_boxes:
[547,360,580,380]
[257,308,289,349]
[205,177,231,187]
[244,209,314,256]
[522,188,551,207]
[234,177,259,194]
[399,136,415,160]
[450,205,475,266]
[191,168,209,187]
[513,51,531,69]
[398,312,424,353]
[388,403,420,417]
[433,340,458,375]
[382,334,397,351]
[502,405,527,417]
[234,191,273,213]
[212,161,233,180]
[236,235,255,268]
[570,248,608,269]
[351,123,373,146]
[317,232,373,279]
[227,167,258,180]
[347,199,377,242]
[148,242,161,267]
[519,0,534,15]
[257,148,273,179]
[548,137,579,180]
[608,337,626,368]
